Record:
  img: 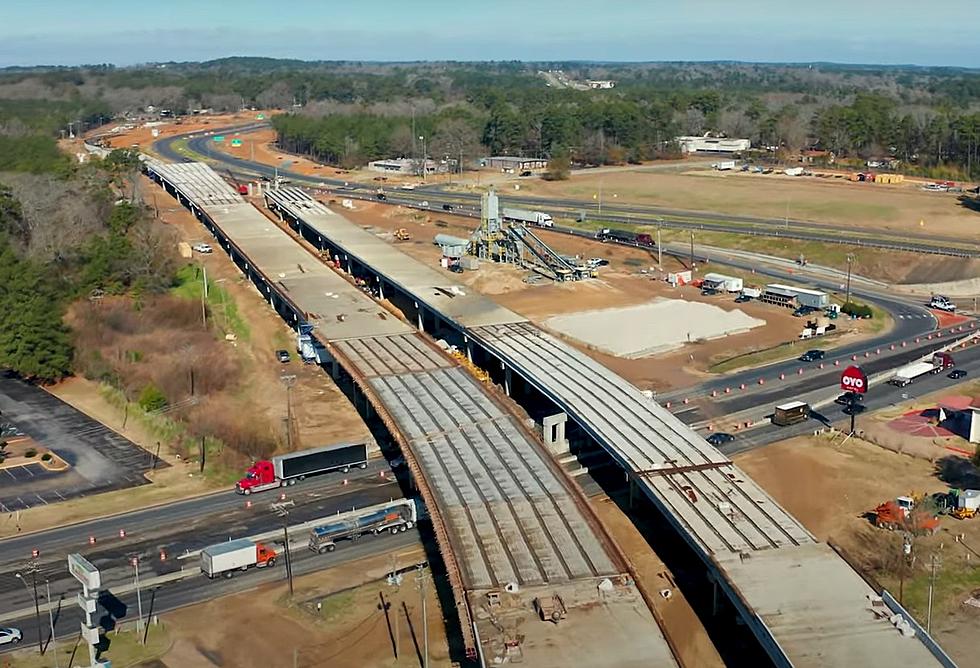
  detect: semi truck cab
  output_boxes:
[236,460,280,495]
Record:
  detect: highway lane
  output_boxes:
[0,529,422,657]
[714,343,980,456]
[0,458,391,563]
[0,465,401,614]
[155,121,979,257]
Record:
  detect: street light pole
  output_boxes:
[133,557,144,642]
[45,580,59,668]
[845,253,855,309]
[15,566,43,656]
[419,136,426,182]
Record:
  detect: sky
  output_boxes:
[1,0,978,68]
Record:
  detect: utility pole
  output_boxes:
[419,135,427,182]
[927,553,941,633]
[690,231,695,271]
[45,579,58,668]
[844,253,855,309]
[417,564,429,668]
[132,556,145,643]
[201,264,209,328]
[273,502,295,597]
[656,218,663,268]
[280,374,297,450]
[15,562,43,656]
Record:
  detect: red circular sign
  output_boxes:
[841,365,868,394]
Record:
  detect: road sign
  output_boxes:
[231,139,242,147]
[840,365,868,394]
[213,135,225,143]
[68,553,101,590]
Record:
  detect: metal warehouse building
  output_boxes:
[763,283,830,309]
[483,156,548,172]
[676,135,751,154]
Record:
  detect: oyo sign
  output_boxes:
[840,365,868,394]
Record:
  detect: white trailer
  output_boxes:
[714,160,736,171]
[200,538,278,579]
[703,273,743,292]
[784,167,805,176]
[889,361,936,387]
[741,287,762,299]
[502,207,554,227]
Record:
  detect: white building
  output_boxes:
[586,80,616,89]
[676,135,751,154]
[368,158,444,175]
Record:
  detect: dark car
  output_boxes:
[706,433,735,447]
[948,369,968,379]
[734,295,752,303]
[442,203,454,211]
[376,192,387,201]
[449,264,463,274]
[701,288,720,296]
[835,391,864,405]
[793,306,817,317]
[276,349,291,363]
[798,350,825,362]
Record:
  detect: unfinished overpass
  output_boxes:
[144,160,679,668]
[260,183,954,668]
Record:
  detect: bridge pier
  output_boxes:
[542,412,568,455]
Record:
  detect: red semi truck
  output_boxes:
[236,442,370,495]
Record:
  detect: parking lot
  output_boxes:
[0,374,164,510]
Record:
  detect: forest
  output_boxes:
[3,60,980,176]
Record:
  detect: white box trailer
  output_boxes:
[741,287,762,299]
[502,207,553,227]
[889,361,936,387]
[200,538,278,578]
[703,273,743,292]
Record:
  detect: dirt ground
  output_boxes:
[151,177,372,450]
[335,201,879,390]
[518,168,980,242]
[160,544,449,668]
[590,497,724,668]
[735,434,980,664]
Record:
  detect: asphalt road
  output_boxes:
[0,528,421,657]
[152,121,980,257]
[0,374,165,512]
[0,462,399,618]
[711,341,980,456]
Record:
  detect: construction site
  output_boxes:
[135,154,962,667]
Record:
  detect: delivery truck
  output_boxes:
[889,361,936,387]
[236,442,370,494]
[501,207,554,227]
[308,499,417,554]
[200,539,278,579]
[772,401,810,426]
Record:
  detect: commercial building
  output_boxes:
[483,156,548,172]
[368,158,445,175]
[676,135,751,154]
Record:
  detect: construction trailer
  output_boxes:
[469,188,594,281]
[764,283,829,309]
[702,273,743,293]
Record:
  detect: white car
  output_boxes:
[0,627,22,645]
[192,243,213,254]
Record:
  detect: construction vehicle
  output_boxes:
[236,442,370,494]
[225,169,249,196]
[873,496,940,535]
[393,228,411,241]
[771,401,810,426]
[200,539,277,579]
[308,499,416,554]
[533,594,568,624]
[951,489,980,519]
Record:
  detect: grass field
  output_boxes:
[172,263,251,342]
[525,168,980,242]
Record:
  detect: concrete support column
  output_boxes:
[464,336,473,363]
[415,303,423,331]
[628,475,635,509]
[503,366,512,396]
[330,358,340,380]
[378,279,385,301]
[541,412,569,455]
